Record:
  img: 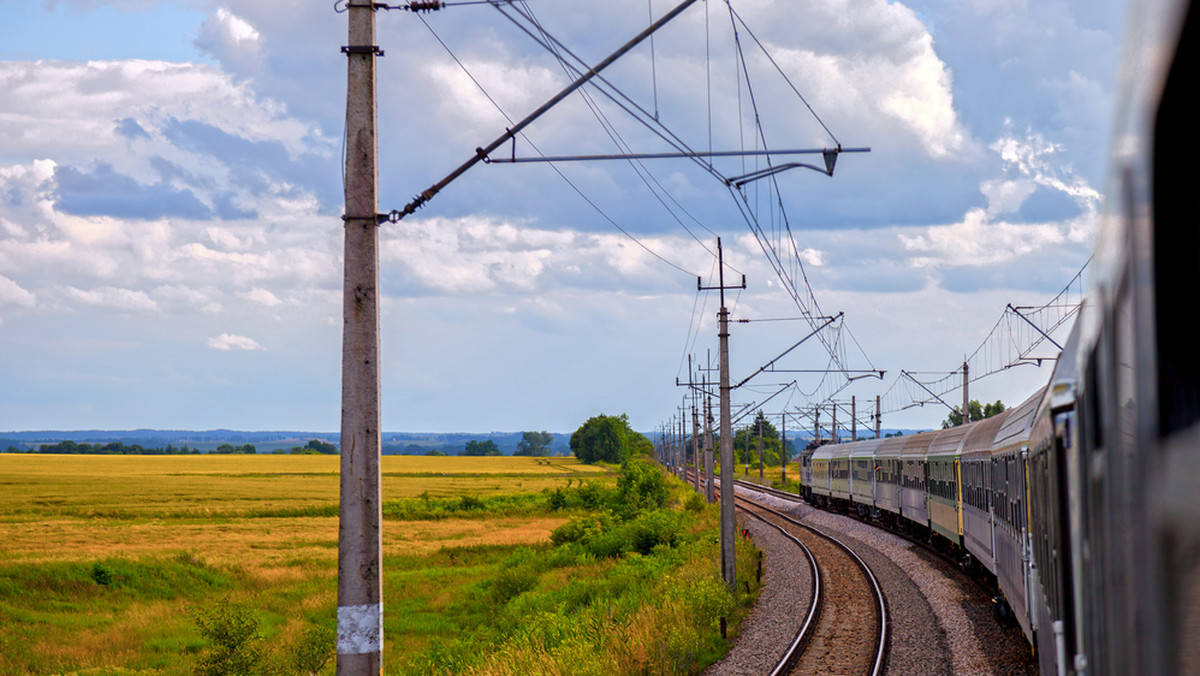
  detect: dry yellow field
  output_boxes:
[0,453,616,675]
[0,453,608,518]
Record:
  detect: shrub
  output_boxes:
[191,598,267,676]
[614,458,668,517]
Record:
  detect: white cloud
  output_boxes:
[799,248,826,267]
[195,8,263,74]
[207,332,263,351]
[991,123,1101,207]
[726,0,972,158]
[0,275,36,308]
[243,287,282,306]
[898,207,1067,268]
[59,285,159,313]
[421,59,566,143]
[980,178,1037,216]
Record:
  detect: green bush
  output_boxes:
[614,458,669,517]
[191,598,267,676]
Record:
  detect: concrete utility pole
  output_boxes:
[700,237,744,591]
[875,395,881,439]
[744,431,750,477]
[692,402,700,492]
[852,396,857,441]
[962,361,970,424]
[705,396,715,503]
[757,415,764,479]
[679,407,686,480]
[781,412,786,486]
[338,1,382,672]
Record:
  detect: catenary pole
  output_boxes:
[338,0,383,672]
[962,361,970,424]
[781,412,786,486]
[705,396,716,503]
[699,238,744,591]
[758,415,763,479]
[692,401,701,491]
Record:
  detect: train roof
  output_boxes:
[992,387,1046,453]
[900,429,938,456]
[874,434,909,459]
[809,442,838,461]
[929,424,970,457]
[1046,321,1082,415]
[848,437,884,458]
[960,409,1012,458]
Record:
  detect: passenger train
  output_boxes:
[802,0,1199,673]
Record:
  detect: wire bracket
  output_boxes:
[341,45,385,56]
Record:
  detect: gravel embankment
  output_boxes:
[703,512,814,675]
[709,486,1035,675]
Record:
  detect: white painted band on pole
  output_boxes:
[337,603,382,655]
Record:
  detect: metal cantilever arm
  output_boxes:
[726,147,870,187]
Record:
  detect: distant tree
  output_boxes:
[515,431,554,457]
[569,413,651,464]
[462,439,501,456]
[305,439,338,455]
[942,399,1006,428]
[424,449,448,456]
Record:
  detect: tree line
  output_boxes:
[6,439,340,455]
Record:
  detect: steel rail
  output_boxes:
[682,467,822,675]
[734,503,823,676]
[734,485,889,676]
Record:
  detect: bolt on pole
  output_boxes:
[337,1,383,673]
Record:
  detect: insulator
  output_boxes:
[407,0,443,11]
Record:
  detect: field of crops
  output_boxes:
[0,454,616,674]
[0,453,756,675]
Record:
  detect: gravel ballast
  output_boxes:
[706,486,1036,675]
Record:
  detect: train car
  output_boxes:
[808,442,834,507]
[873,434,906,517]
[959,409,1014,575]
[1064,0,1200,672]
[989,390,1041,643]
[849,437,884,517]
[799,444,816,501]
[1028,327,1081,676]
[927,424,970,546]
[899,431,935,531]
[827,442,852,504]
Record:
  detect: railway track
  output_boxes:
[735,493,889,675]
[732,499,822,675]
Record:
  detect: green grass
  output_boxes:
[0,454,758,675]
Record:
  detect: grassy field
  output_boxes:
[0,454,755,675]
[0,454,613,674]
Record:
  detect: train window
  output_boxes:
[1153,8,1200,435]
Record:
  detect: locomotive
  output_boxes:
[802,0,1200,672]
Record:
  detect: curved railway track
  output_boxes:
[733,500,822,675]
[735,493,889,675]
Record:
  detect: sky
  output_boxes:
[0,0,1126,435]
